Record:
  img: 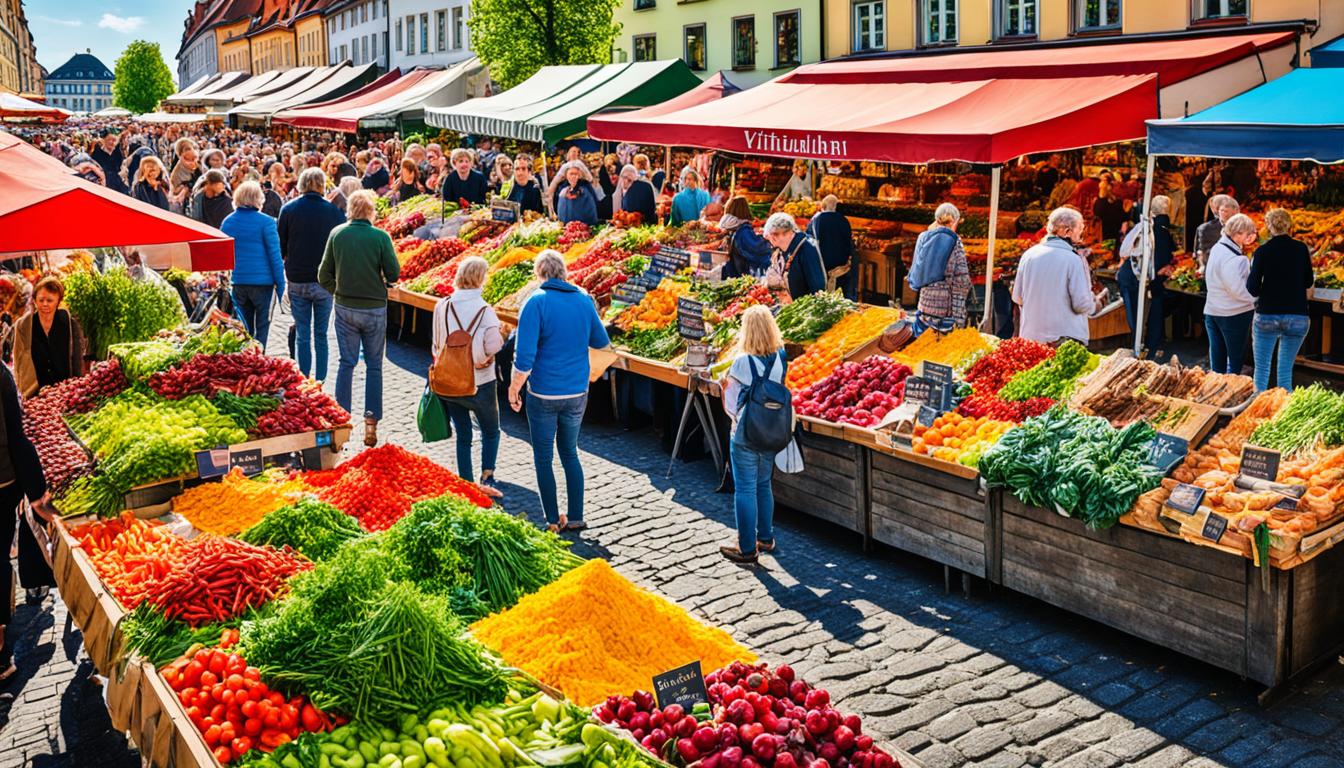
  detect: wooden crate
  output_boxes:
[997,495,1344,688]
[773,429,868,535]
[134,658,220,768]
[869,451,989,578]
[50,519,125,676]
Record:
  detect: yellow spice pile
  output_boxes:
[471,559,755,705]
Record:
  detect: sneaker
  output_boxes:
[24,587,49,605]
[719,546,759,564]
[564,520,588,531]
[756,539,776,553]
[479,477,503,499]
[364,417,378,447]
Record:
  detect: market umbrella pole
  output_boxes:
[980,166,1002,331]
[1134,153,1158,356]
[539,148,555,218]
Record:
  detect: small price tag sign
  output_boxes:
[612,283,648,305]
[315,430,334,448]
[195,447,230,479]
[651,246,692,276]
[1201,511,1229,543]
[1148,433,1189,475]
[904,376,934,406]
[923,361,954,388]
[917,404,939,427]
[1273,495,1299,512]
[490,199,520,223]
[1240,445,1281,482]
[1166,483,1205,515]
[653,660,708,710]
[229,448,264,477]
[677,297,707,340]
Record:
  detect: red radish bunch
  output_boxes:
[31,358,128,414]
[593,691,705,757]
[382,210,426,238]
[254,387,350,437]
[148,352,306,399]
[956,393,1054,423]
[402,238,468,281]
[793,358,912,427]
[161,640,338,765]
[557,221,593,246]
[720,285,777,320]
[569,241,631,286]
[23,396,94,495]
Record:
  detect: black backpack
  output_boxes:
[737,352,794,453]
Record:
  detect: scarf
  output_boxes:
[718,213,744,231]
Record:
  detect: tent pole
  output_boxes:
[1135,153,1157,357]
[665,145,672,186]
[539,147,555,218]
[981,166,1002,331]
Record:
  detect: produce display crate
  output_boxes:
[134,656,220,768]
[996,494,1344,690]
[50,517,126,676]
[869,449,990,579]
[609,351,692,389]
[773,427,869,536]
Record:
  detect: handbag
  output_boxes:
[417,385,452,443]
[775,437,805,474]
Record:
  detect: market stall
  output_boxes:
[160,71,257,110]
[226,62,379,126]
[1142,67,1344,371]
[272,59,485,134]
[0,92,70,122]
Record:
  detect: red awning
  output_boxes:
[587,71,740,135]
[271,69,407,128]
[0,131,233,269]
[786,31,1295,85]
[590,74,1157,165]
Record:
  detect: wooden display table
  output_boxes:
[869,449,991,580]
[773,422,869,538]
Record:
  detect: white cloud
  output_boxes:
[97,14,144,33]
[33,16,82,27]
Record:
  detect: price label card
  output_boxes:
[677,297,706,340]
[195,447,230,479]
[923,361,954,388]
[904,376,934,406]
[1273,495,1299,512]
[1201,511,1229,543]
[1166,483,1205,515]
[1240,446,1281,482]
[612,283,648,306]
[651,246,692,276]
[315,430,334,448]
[653,660,708,710]
[490,200,520,223]
[266,451,308,471]
[917,404,939,427]
[1148,433,1189,475]
[229,448,264,477]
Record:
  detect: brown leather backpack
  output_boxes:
[429,302,488,398]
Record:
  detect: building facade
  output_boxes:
[325,0,389,69]
[611,0,821,87]
[388,0,473,71]
[44,50,113,113]
[821,0,1344,61]
[0,0,40,96]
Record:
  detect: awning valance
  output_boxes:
[1146,68,1344,163]
[163,71,251,105]
[229,63,379,121]
[273,60,481,132]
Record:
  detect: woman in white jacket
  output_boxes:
[1203,213,1258,375]
[432,257,505,497]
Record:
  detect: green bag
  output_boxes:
[417,385,452,443]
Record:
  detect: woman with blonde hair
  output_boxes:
[1247,208,1314,391]
[489,154,514,197]
[131,155,170,210]
[720,305,788,565]
[432,256,505,497]
[221,181,285,347]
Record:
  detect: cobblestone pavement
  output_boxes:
[4,311,1344,767]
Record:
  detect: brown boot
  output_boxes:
[364,417,378,447]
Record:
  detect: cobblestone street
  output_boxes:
[4,313,1344,767]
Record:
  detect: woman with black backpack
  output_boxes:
[719,305,791,565]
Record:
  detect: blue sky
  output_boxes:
[28,0,186,83]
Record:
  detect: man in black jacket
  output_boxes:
[440,147,488,206]
[277,167,346,381]
[806,195,855,299]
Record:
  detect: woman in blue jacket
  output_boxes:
[555,162,600,226]
[719,196,772,279]
[508,250,611,533]
[221,181,285,347]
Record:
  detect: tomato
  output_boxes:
[194,649,211,664]
[278,707,297,731]
[221,689,236,706]
[243,718,262,737]
[161,667,180,688]
[199,671,219,689]
[231,737,253,756]
[225,674,245,691]
[195,692,212,709]
[267,691,285,707]
[183,660,205,686]
[186,706,204,727]
[209,704,226,723]
[300,704,321,732]
[208,652,227,677]
[218,723,236,745]
[178,687,197,705]
[263,709,281,728]
[204,724,222,747]
[240,700,258,719]
[226,655,246,676]
[243,667,261,682]
[213,745,233,765]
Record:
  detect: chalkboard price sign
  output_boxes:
[1148,433,1189,475]
[490,200,520,223]
[923,361,954,388]
[1166,483,1205,515]
[195,447,231,479]
[1240,446,1281,482]
[230,448,264,477]
[612,283,648,306]
[677,297,706,340]
[1201,511,1229,543]
[917,404,939,427]
[651,246,692,276]
[653,660,708,710]
[904,376,934,406]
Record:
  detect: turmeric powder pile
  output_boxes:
[471,559,754,705]
[173,468,308,535]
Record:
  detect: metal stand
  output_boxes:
[666,372,726,483]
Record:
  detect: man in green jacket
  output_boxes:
[318,189,401,447]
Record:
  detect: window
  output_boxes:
[363,35,369,62]
[452,7,464,49]
[1196,0,1246,17]
[371,34,378,61]
[853,2,884,51]
[633,34,656,62]
[997,0,1037,37]
[406,15,415,53]
[341,44,348,61]
[923,0,957,44]
[437,11,447,51]
[774,11,800,68]
[732,16,755,69]
[420,13,429,52]
[361,3,368,22]
[372,1,378,19]
[396,18,403,51]
[1076,0,1119,28]
[340,13,346,30]
[634,0,655,9]
[384,32,390,59]
[684,24,706,71]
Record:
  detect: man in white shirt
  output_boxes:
[1013,208,1103,344]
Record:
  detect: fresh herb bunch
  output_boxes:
[773,291,855,343]
[618,325,685,362]
[120,603,249,667]
[211,391,283,433]
[997,340,1098,402]
[238,498,365,561]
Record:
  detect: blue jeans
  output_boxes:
[525,392,586,524]
[1117,261,1166,352]
[289,282,333,380]
[334,305,387,421]
[440,381,500,482]
[233,284,276,347]
[1205,310,1253,375]
[730,440,775,554]
[1252,313,1309,392]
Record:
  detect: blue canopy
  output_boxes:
[1313,35,1344,68]
[1146,68,1344,163]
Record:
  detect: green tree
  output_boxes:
[468,0,621,90]
[113,40,175,114]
